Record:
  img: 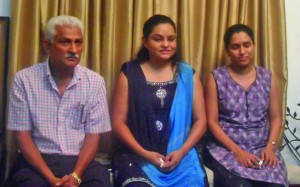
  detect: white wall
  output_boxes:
[0,0,11,17]
[286,0,300,107]
[282,0,300,166]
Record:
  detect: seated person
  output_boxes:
[7,15,112,187]
[203,24,288,187]
[111,14,208,187]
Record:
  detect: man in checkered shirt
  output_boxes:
[7,15,112,187]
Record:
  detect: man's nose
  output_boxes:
[69,42,79,53]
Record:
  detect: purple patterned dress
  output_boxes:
[206,66,288,186]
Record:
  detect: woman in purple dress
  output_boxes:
[111,15,208,186]
[204,24,288,187]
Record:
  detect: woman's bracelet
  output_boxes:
[267,141,277,146]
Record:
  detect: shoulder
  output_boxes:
[179,61,192,70]
[256,66,272,79]
[256,66,271,73]
[212,66,226,74]
[76,65,105,85]
[121,60,139,69]
[178,61,193,75]
[211,66,227,79]
[120,60,140,76]
[13,62,47,82]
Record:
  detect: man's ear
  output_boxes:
[43,40,51,53]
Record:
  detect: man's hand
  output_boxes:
[61,175,79,187]
[49,175,71,187]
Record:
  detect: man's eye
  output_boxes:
[60,40,70,45]
[75,40,83,44]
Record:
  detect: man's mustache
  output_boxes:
[65,53,79,59]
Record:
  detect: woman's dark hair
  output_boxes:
[135,14,180,64]
[224,24,255,49]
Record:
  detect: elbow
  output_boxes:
[206,119,217,132]
[203,120,208,133]
[111,118,125,137]
[111,120,118,134]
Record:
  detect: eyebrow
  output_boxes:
[57,37,83,41]
[151,33,176,37]
[230,41,252,45]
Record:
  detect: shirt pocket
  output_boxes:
[71,104,87,129]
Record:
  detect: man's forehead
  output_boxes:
[54,26,83,38]
[55,25,82,32]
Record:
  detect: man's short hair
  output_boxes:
[45,15,83,41]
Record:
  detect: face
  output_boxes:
[226,31,254,68]
[143,23,176,63]
[44,25,83,70]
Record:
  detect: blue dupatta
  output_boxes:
[140,62,206,187]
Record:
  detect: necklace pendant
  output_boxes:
[156,87,167,108]
[155,120,163,131]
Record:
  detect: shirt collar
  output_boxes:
[45,58,82,81]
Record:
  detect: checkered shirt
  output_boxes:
[7,60,111,155]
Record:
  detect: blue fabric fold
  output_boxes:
[141,62,206,187]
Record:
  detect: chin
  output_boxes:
[64,61,80,68]
[232,59,250,66]
[159,55,174,60]
[238,63,252,69]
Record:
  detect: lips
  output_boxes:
[64,57,79,63]
[239,56,248,61]
[160,50,171,54]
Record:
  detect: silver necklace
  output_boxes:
[156,87,167,108]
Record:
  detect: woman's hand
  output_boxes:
[142,150,167,169]
[261,144,278,168]
[233,148,261,168]
[163,149,185,171]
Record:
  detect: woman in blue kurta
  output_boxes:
[111,14,208,187]
[204,24,288,187]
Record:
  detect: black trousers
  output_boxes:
[9,153,112,187]
[203,148,285,187]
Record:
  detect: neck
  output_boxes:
[50,67,73,96]
[49,62,74,81]
[147,59,173,71]
[52,68,74,81]
[228,63,254,75]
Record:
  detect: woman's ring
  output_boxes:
[159,158,164,168]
